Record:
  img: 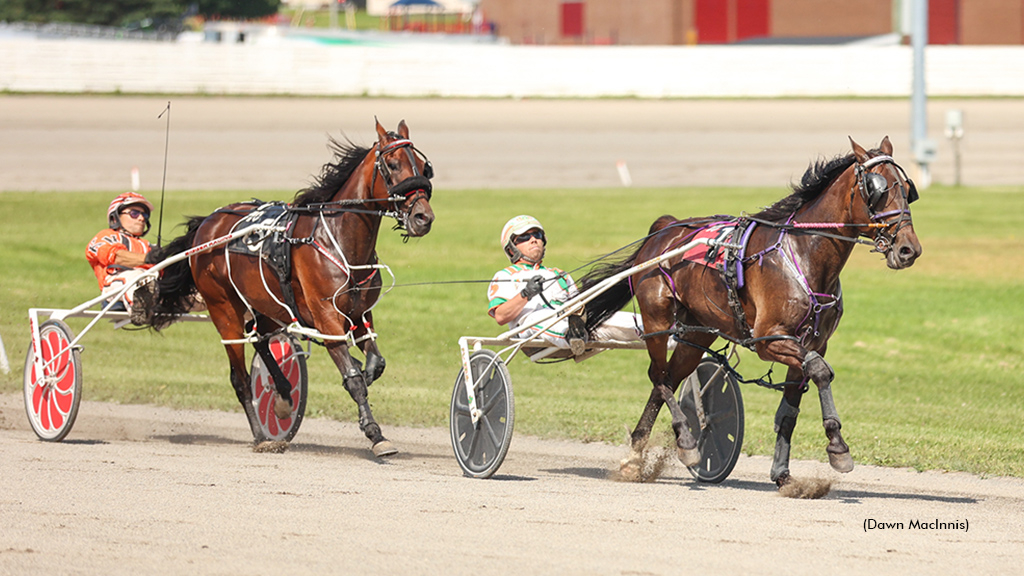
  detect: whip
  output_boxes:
[156,101,171,247]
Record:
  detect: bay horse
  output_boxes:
[150,119,435,456]
[581,137,921,487]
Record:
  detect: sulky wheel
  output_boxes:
[249,333,308,443]
[450,349,514,479]
[24,319,83,442]
[678,357,745,483]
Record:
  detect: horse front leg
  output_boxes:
[356,313,386,386]
[759,338,853,477]
[327,341,397,457]
[804,349,854,473]
[770,373,804,487]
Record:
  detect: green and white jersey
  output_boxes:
[487,263,577,329]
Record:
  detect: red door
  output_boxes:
[561,2,584,38]
[736,0,770,41]
[696,0,728,43]
[929,0,959,44]
[697,0,770,44]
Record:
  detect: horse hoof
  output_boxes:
[273,396,292,420]
[372,440,398,458]
[829,451,855,473]
[677,447,701,468]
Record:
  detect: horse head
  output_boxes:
[849,136,923,270]
[372,119,435,238]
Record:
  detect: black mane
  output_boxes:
[751,153,857,221]
[293,136,370,206]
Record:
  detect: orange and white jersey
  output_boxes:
[85,228,152,289]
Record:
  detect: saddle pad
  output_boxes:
[681,223,737,269]
[227,202,289,255]
[226,202,298,286]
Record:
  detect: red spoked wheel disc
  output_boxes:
[249,333,308,442]
[24,320,82,442]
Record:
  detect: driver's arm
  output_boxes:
[112,249,146,268]
[489,295,528,325]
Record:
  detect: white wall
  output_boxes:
[2,37,1022,98]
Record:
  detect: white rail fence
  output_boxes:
[2,38,1023,98]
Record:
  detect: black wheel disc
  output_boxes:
[679,358,744,483]
[450,349,514,478]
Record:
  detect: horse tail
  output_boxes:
[150,215,205,331]
[580,215,677,331]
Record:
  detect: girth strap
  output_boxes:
[721,218,755,341]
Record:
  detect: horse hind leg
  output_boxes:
[660,385,701,468]
[620,382,700,479]
[618,384,662,480]
[661,337,710,468]
[252,336,295,420]
[619,336,704,480]
[224,343,268,444]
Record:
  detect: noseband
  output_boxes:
[854,155,917,254]
[373,137,434,233]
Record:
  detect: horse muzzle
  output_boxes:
[886,233,922,270]
[400,191,434,237]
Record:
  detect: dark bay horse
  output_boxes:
[582,137,921,487]
[150,119,434,456]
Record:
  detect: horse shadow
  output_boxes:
[831,488,977,505]
[59,438,110,446]
[540,467,976,504]
[150,433,246,446]
[287,442,454,464]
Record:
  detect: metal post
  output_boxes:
[945,109,964,187]
[910,0,936,187]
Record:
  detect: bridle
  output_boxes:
[372,136,434,234]
[853,154,919,254]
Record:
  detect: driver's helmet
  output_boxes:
[107,192,154,235]
[500,215,545,263]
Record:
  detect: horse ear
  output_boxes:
[397,119,409,139]
[849,136,869,163]
[375,117,389,145]
[879,135,893,155]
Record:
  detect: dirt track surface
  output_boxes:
[2,393,1024,575]
[1,96,1023,192]
[3,96,1024,574]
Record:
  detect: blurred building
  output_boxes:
[478,0,1024,45]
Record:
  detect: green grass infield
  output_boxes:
[2,185,1022,477]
